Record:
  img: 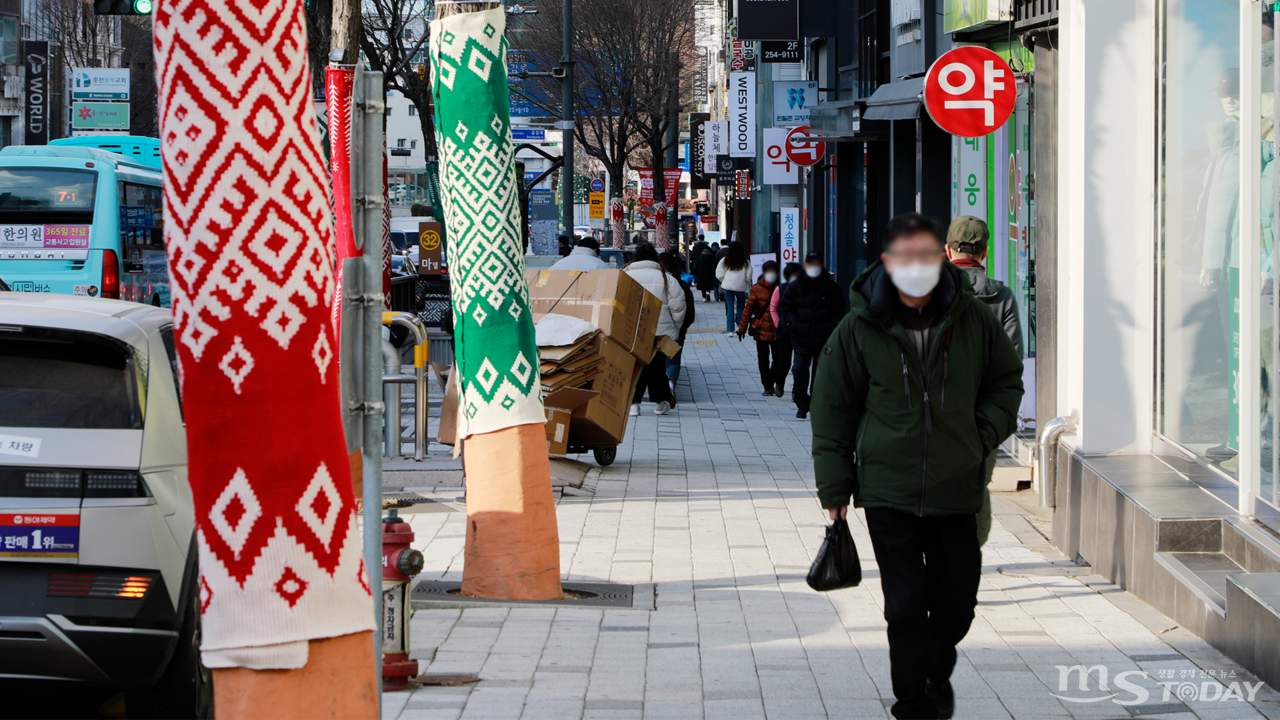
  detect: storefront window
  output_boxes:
[1259,6,1277,504]
[1158,0,1241,478]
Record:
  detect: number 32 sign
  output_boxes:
[924,47,1016,138]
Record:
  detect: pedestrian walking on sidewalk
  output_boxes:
[662,251,696,391]
[693,243,718,301]
[768,262,802,398]
[737,260,786,396]
[716,242,753,334]
[624,243,686,416]
[552,237,609,271]
[946,216,1025,547]
[779,252,846,418]
[811,213,1024,720]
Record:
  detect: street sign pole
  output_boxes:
[560,0,574,236]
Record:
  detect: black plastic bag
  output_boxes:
[806,518,862,591]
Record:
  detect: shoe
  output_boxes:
[926,680,954,719]
[796,408,808,419]
[762,388,774,396]
[890,694,942,720]
[775,384,785,398]
[629,403,640,417]
[1206,442,1238,460]
[655,401,672,415]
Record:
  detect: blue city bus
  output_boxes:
[0,137,167,305]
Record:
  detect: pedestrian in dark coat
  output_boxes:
[693,245,718,299]
[662,252,696,387]
[778,252,846,418]
[812,213,1023,720]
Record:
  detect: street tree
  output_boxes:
[515,0,663,216]
[120,16,157,137]
[628,0,699,242]
[360,0,436,158]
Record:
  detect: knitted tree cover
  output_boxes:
[430,7,544,439]
[155,0,373,657]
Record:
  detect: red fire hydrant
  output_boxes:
[382,509,424,691]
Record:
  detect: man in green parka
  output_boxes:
[811,213,1023,720]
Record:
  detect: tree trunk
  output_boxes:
[650,133,668,250]
[331,0,361,63]
[431,3,562,600]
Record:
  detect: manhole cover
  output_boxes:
[413,581,636,609]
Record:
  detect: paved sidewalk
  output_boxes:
[387,302,1280,720]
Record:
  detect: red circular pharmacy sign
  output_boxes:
[784,126,825,167]
[924,47,1016,138]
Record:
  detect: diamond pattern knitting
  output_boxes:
[156,0,373,658]
[430,8,544,438]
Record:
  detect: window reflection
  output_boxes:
[1159,0,1240,477]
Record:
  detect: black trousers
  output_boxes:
[755,340,787,391]
[632,351,674,405]
[791,344,820,411]
[864,508,981,719]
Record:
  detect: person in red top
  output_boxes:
[737,260,785,395]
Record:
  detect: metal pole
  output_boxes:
[382,339,400,458]
[665,96,678,247]
[354,67,386,705]
[560,0,574,235]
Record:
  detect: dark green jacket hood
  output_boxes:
[810,260,1024,516]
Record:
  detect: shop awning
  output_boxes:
[863,77,925,121]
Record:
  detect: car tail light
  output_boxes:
[84,470,147,498]
[101,249,120,300]
[48,573,151,599]
[0,467,149,499]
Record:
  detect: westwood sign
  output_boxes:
[729,72,756,158]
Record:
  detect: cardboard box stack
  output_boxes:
[438,270,669,457]
[529,270,663,451]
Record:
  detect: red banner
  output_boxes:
[326,66,358,333]
[637,167,681,209]
[638,168,653,207]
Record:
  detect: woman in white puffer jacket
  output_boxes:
[715,241,753,335]
[624,243,686,415]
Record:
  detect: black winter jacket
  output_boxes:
[778,271,847,349]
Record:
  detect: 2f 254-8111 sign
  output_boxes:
[923,47,1016,138]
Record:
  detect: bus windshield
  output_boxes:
[0,168,97,213]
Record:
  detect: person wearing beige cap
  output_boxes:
[946,216,1024,547]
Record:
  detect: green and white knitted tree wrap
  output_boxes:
[430,7,543,439]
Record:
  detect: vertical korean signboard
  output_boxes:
[762,128,796,185]
[729,72,756,158]
[780,207,800,264]
[690,113,710,189]
[24,42,48,146]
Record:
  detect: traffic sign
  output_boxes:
[923,46,1016,138]
[784,126,824,167]
[589,192,605,219]
[590,178,604,193]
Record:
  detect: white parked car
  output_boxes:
[0,293,209,718]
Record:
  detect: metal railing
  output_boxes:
[382,311,429,461]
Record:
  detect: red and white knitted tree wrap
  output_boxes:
[154,0,373,654]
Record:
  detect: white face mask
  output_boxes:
[805,266,823,278]
[764,272,778,284]
[890,262,942,298]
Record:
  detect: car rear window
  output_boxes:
[0,327,145,429]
